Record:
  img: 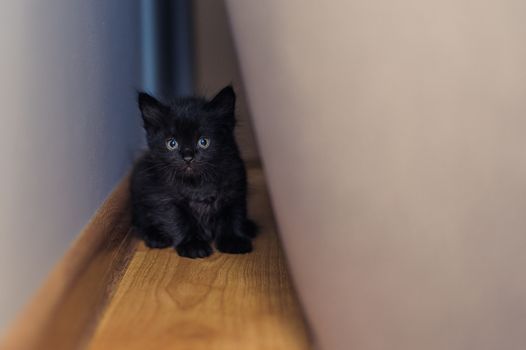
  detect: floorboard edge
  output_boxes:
[1,176,136,350]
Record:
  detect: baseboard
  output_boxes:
[0,177,136,350]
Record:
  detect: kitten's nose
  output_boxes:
[182,149,194,163]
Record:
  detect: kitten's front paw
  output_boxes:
[176,240,213,259]
[143,235,173,249]
[216,235,253,254]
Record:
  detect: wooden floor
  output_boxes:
[86,168,311,350]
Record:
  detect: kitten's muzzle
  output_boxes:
[182,148,194,163]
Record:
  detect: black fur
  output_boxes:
[130,86,256,258]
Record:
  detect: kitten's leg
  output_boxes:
[133,201,175,249]
[139,226,173,249]
[173,207,213,259]
[215,205,253,254]
[134,199,203,255]
[244,219,259,238]
[135,197,212,258]
[175,238,213,259]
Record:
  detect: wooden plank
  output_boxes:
[0,178,137,350]
[87,168,312,350]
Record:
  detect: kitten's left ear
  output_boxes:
[207,85,236,113]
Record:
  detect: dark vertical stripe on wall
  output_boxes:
[155,0,174,98]
[140,0,157,94]
[140,0,194,99]
[170,0,193,96]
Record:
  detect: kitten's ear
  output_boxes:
[207,85,236,113]
[138,92,166,130]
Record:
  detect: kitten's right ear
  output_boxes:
[138,92,166,129]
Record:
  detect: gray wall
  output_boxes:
[0,1,142,331]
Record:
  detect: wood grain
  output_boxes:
[87,168,311,350]
[0,178,136,350]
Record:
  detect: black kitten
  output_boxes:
[130,86,256,258]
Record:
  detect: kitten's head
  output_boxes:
[138,86,237,179]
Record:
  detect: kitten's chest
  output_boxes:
[180,184,221,215]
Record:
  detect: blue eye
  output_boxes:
[166,138,178,150]
[198,137,210,149]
